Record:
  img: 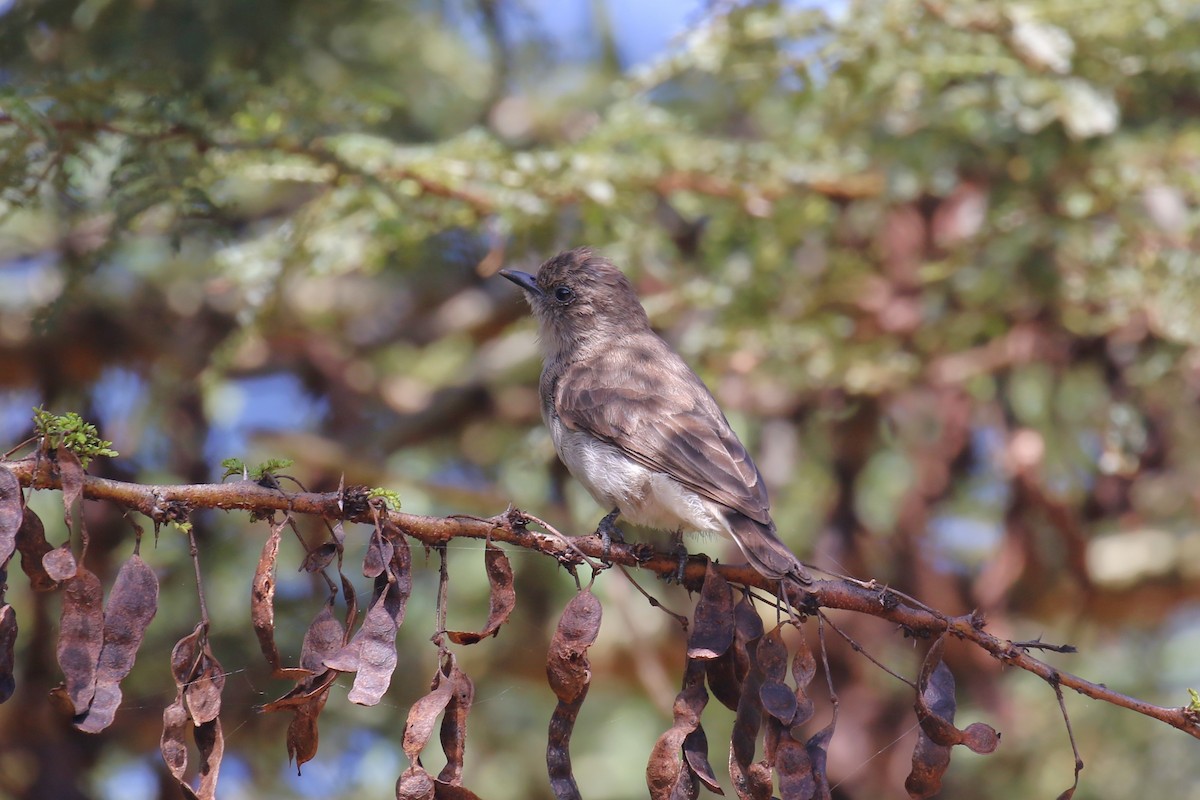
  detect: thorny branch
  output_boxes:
[3,455,1198,741]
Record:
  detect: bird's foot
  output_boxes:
[664,530,691,584]
[595,508,624,563]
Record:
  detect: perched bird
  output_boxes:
[500,248,811,584]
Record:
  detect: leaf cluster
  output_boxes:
[31,408,118,467]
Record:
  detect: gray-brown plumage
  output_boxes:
[500,248,811,584]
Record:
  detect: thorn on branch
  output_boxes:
[1012,637,1078,654]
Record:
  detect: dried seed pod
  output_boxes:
[446,541,515,645]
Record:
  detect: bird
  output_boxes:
[499,247,811,585]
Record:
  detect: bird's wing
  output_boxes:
[554,340,772,525]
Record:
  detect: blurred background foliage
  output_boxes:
[1,0,1199,797]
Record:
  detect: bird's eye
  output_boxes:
[554,285,575,304]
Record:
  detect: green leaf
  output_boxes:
[367,487,402,511]
[31,407,118,468]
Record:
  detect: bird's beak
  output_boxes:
[499,269,543,298]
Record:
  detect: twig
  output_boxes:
[1053,679,1084,798]
[185,516,209,627]
[614,563,689,630]
[433,544,449,651]
[819,609,917,690]
[509,509,606,574]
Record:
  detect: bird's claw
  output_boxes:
[596,508,624,563]
[663,539,691,585]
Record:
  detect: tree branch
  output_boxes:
[3,456,1197,740]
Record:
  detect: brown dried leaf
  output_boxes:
[332,529,412,706]
[161,696,191,784]
[806,724,835,800]
[905,725,950,799]
[914,642,959,748]
[547,589,603,800]
[432,782,485,800]
[683,724,722,796]
[789,629,817,732]
[300,542,338,574]
[363,526,393,579]
[546,589,602,703]
[708,593,763,712]
[251,520,309,681]
[171,623,206,688]
[251,521,284,670]
[647,683,709,800]
[322,637,362,674]
[763,720,781,772]
[548,694,587,800]
[260,669,338,713]
[757,626,796,729]
[760,681,798,728]
[192,717,224,800]
[912,638,1000,754]
[775,734,815,800]
[790,629,817,689]
[75,554,160,733]
[48,684,75,716]
[688,562,734,660]
[331,516,346,549]
[402,660,457,766]
[57,446,86,550]
[396,767,436,800]
[676,658,721,794]
[757,626,788,682]
[805,720,834,800]
[160,691,224,800]
[747,763,773,800]
[399,772,484,800]
[959,721,1000,754]
[729,631,771,800]
[300,600,345,675]
[57,566,104,714]
[669,768,699,800]
[705,650,742,713]
[358,529,412,703]
[907,638,956,798]
[43,541,78,582]
[437,664,475,786]
[0,603,16,703]
[446,541,516,645]
[345,595,400,701]
[385,524,413,605]
[287,683,332,770]
[0,467,21,568]
[15,508,56,591]
[341,570,358,640]
[184,643,225,725]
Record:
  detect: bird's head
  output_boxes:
[500,248,652,361]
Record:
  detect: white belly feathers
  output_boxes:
[550,420,728,536]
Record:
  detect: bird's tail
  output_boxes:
[724,512,813,584]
